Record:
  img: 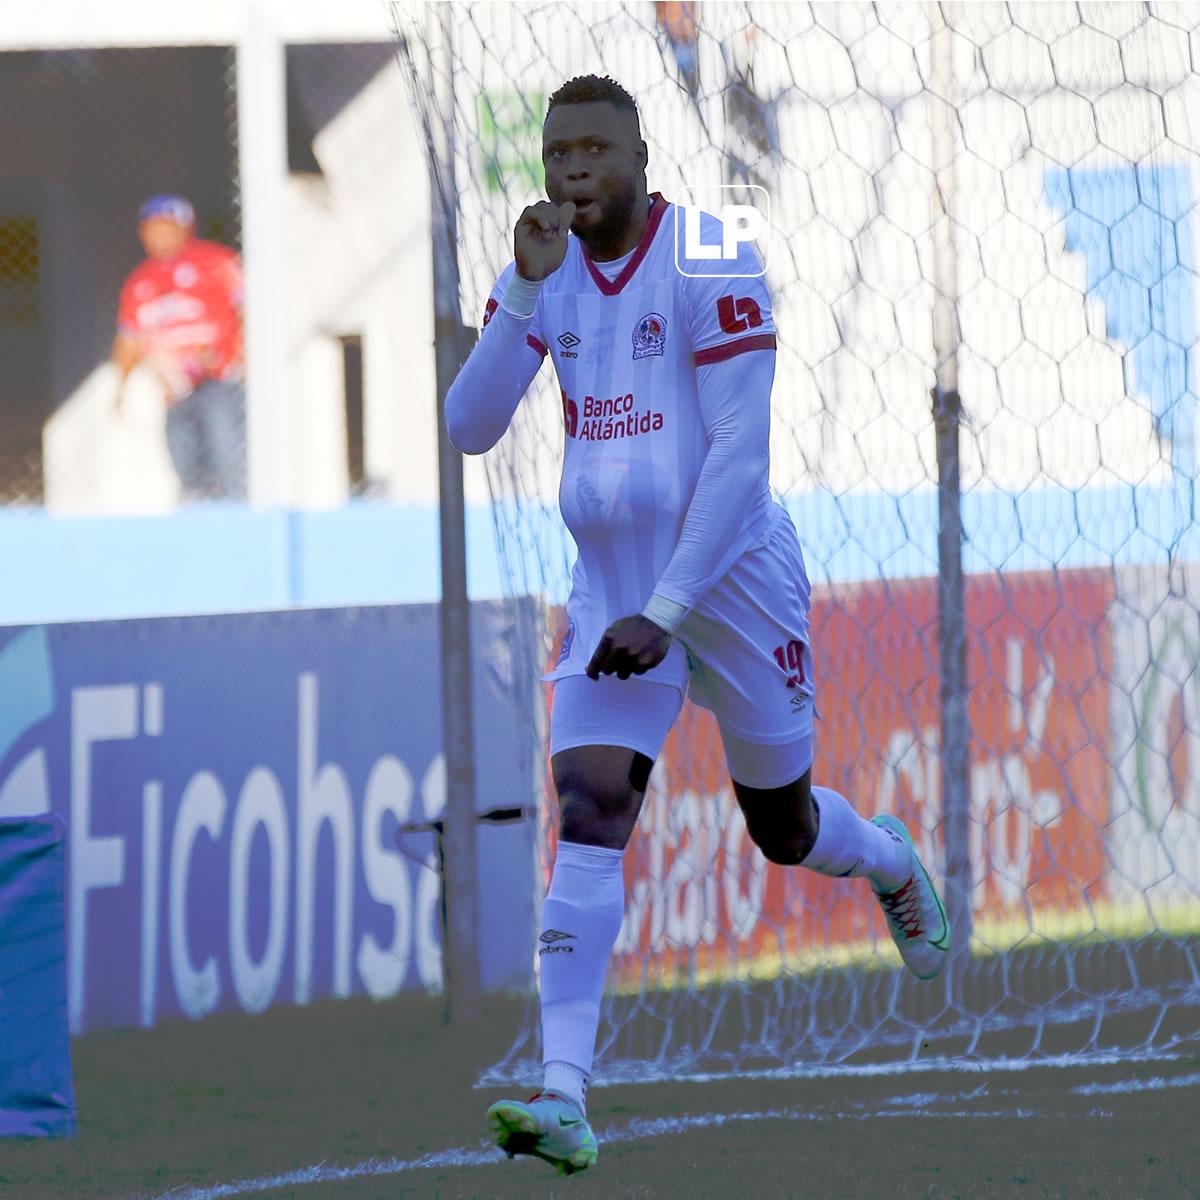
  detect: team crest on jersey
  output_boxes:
[632,312,667,360]
[557,618,576,665]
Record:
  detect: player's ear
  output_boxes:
[637,139,648,170]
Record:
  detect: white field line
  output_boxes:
[131,1082,1136,1200]
[138,1110,1030,1200]
[1072,1070,1200,1095]
[603,1045,1196,1087]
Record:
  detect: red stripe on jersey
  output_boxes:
[693,332,777,366]
[584,192,670,297]
[485,295,545,357]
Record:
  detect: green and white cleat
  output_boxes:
[487,1090,598,1175]
[870,814,951,981]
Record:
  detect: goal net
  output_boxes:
[393,0,1200,1083]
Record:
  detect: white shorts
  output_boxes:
[549,511,816,790]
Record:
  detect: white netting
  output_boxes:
[393,0,1200,1082]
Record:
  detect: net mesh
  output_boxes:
[392,0,1200,1083]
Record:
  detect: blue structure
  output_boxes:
[0,816,76,1138]
[1045,163,1196,478]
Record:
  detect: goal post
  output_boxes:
[393,0,1200,1082]
[928,2,973,998]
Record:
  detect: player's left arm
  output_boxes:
[648,238,776,626]
[647,346,773,621]
[586,241,775,681]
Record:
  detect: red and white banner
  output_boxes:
[544,567,1119,983]
[1109,564,1200,906]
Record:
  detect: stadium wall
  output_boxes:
[0,601,541,1035]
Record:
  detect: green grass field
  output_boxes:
[2,991,1198,1200]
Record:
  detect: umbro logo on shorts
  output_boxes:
[540,929,576,944]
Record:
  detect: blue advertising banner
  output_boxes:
[0,602,540,1035]
[0,816,75,1137]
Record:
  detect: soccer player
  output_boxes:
[445,75,950,1175]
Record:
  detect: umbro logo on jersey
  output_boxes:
[557,330,581,359]
[539,929,576,956]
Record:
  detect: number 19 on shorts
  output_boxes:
[772,639,807,690]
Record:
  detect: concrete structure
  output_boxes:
[2,0,452,513]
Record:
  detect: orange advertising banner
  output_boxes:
[543,568,1114,984]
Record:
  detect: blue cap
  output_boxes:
[138,194,195,226]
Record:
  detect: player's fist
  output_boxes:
[586,614,672,681]
[514,201,577,282]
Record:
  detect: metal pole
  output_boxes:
[237,0,290,509]
[428,1,482,1024]
[929,1,973,1000]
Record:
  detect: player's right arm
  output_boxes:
[445,201,575,455]
[111,331,142,379]
[111,274,145,413]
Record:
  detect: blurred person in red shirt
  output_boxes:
[111,194,246,501]
[656,1,699,96]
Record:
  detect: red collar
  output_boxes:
[581,192,668,296]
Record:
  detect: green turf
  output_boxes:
[1,991,1197,1200]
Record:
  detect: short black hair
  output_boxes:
[546,74,641,135]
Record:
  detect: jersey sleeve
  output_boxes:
[482,260,549,358]
[116,271,142,336]
[445,263,549,455]
[218,248,244,309]
[645,346,775,621]
[682,224,776,366]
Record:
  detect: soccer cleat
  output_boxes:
[487,1090,598,1175]
[869,814,951,981]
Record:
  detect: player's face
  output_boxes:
[138,217,192,260]
[542,102,646,246]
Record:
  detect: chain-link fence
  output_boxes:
[0,23,414,514]
[0,46,239,505]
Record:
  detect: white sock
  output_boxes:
[802,787,911,892]
[539,840,625,1110]
[542,1060,588,1112]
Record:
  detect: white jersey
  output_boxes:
[481,192,781,683]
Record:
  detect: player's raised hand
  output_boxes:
[514,201,577,282]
